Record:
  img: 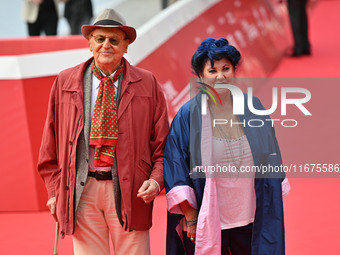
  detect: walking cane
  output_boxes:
[53,221,59,255]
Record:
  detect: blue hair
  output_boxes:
[191,38,241,76]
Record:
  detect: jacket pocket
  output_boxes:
[54,168,62,192]
[137,159,152,179]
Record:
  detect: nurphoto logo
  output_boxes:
[200,83,312,128]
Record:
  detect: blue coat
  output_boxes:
[164,93,285,255]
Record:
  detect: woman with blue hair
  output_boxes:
[164,38,290,255]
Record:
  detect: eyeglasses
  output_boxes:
[91,35,125,46]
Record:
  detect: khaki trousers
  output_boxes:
[73,177,150,255]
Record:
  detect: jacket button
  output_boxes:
[66,186,69,190]
[61,230,65,236]
[69,141,73,145]
[80,182,85,186]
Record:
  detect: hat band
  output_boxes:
[93,19,123,26]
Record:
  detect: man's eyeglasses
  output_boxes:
[91,35,125,46]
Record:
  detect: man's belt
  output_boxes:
[88,170,112,180]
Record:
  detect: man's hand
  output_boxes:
[137,179,160,203]
[47,197,58,222]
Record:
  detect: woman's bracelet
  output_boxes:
[186,218,198,226]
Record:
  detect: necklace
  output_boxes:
[208,105,245,173]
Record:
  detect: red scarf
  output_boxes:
[90,61,124,167]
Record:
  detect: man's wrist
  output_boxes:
[150,179,160,193]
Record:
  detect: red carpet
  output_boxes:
[0,195,167,254]
[270,1,340,254]
[1,0,340,254]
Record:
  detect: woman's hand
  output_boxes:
[186,218,198,242]
[180,201,198,242]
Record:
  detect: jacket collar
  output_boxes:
[117,58,143,119]
[62,57,94,93]
[121,58,142,88]
[61,57,141,91]
[61,57,143,120]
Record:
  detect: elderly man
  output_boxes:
[37,8,169,255]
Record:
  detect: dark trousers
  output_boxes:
[287,0,310,54]
[221,223,253,255]
[64,0,93,35]
[66,14,92,35]
[183,223,253,255]
[162,0,169,9]
[27,8,58,36]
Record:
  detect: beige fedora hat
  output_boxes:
[81,8,137,44]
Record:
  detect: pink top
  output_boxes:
[212,136,256,229]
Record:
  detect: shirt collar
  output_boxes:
[94,62,117,78]
[93,63,118,89]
